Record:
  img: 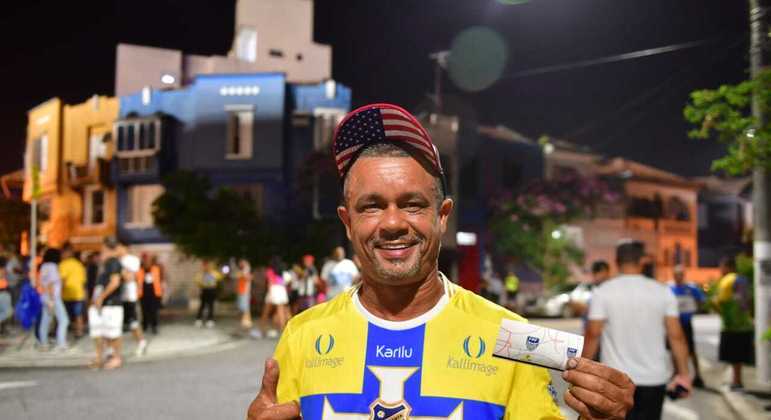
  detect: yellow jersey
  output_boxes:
[59,257,86,302]
[275,276,564,419]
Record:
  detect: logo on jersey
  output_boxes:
[370,400,411,420]
[526,336,540,351]
[315,334,335,356]
[462,336,486,359]
[567,347,578,358]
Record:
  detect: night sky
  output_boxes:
[0,0,748,176]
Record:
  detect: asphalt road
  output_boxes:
[0,315,732,420]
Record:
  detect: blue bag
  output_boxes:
[14,282,42,330]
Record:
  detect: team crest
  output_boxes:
[567,347,578,358]
[369,400,411,420]
[526,336,540,351]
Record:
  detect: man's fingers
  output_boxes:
[568,386,617,418]
[259,358,280,403]
[564,389,600,420]
[566,358,632,388]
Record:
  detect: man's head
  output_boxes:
[337,142,453,287]
[673,264,685,284]
[720,256,736,275]
[102,236,119,259]
[615,240,644,274]
[590,260,610,285]
[332,246,345,261]
[302,254,315,268]
[61,242,74,259]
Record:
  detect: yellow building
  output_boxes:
[23,96,119,251]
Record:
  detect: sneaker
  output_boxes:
[249,329,263,339]
[205,320,216,329]
[693,377,705,389]
[135,339,148,357]
[194,320,203,328]
[266,329,279,339]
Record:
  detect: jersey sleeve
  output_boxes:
[274,322,301,404]
[505,364,565,420]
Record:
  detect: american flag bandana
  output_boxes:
[332,103,444,179]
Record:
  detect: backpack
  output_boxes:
[15,282,42,330]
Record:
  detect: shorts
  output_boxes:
[64,300,85,318]
[123,301,139,330]
[719,330,755,364]
[237,293,250,313]
[265,284,289,306]
[88,305,124,339]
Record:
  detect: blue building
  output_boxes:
[114,73,351,246]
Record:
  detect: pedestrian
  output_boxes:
[118,244,147,356]
[5,245,23,305]
[0,257,12,335]
[572,260,611,319]
[235,258,253,330]
[89,237,125,370]
[714,255,754,391]
[247,103,635,420]
[195,260,222,328]
[584,240,692,420]
[39,247,69,351]
[287,263,302,315]
[297,254,318,313]
[254,257,291,339]
[504,270,520,311]
[59,243,87,338]
[137,253,163,334]
[669,264,706,388]
[327,246,359,299]
[84,251,100,302]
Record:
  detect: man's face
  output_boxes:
[338,156,453,286]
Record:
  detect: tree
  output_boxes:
[684,69,771,174]
[490,168,618,288]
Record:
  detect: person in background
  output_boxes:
[0,258,12,335]
[327,246,359,299]
[236,259,253,330]
[297,254,318,313]
[714,255,754,391]
[83,251,100,303]
[59,243,87,339]
[118,244,147,356]
[90,238,125,370]
[571,260,611,319]
[504,270,520,312]
[669,264,706,388]
[137,253,163,334]
[287,263,302,315]
[5,245,23,305]
[254,257,291,339]
[195,260,222,328]
[584,241,691,420]
[39,248,69,351]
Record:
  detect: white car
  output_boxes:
[524,283,594,318]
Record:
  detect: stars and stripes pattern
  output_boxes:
[333,103,443,177]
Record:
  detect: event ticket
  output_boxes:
[492,319,584,371]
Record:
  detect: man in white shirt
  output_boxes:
[321,246,360,299]
[584,241,692,420]
[118,244,147,356]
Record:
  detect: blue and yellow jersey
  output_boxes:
[275,275,564,419]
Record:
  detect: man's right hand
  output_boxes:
[246,358,301,420]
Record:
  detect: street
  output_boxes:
[0,314,735,419]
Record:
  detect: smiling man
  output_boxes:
[247,103,634,420]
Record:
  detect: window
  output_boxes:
[226,110,254,159]
[31,135,48,172]
[83,187,105,225]
[236,27,257,62]
[312,109,346,150]
[126,184,164,227]
[115,118,161,175]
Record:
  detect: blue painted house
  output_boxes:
[114,73,351,246]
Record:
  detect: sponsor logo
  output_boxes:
[463,336,486,359]
[315,334,335,356]
[567,347,578,358]
[375,345,413,359]
[526,335,540,351]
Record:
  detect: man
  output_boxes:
[89,238,125,370]
[60,243,87,338]
[714,256,753,391]
[584,241,692,420]
[137,253,163,334]
[0,257,12,335]
[669,264,706,387]
[297,254,318,313]
[572,260,611,319]
[118,244,147,356]
[5,245,23,305]
[504,270,520,312]
[248,103,634,420]
[323,246,359,300]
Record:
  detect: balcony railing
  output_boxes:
[66,159,111,188]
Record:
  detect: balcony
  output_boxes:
[66,159,111,188]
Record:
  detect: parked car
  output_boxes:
[523,283,594,318]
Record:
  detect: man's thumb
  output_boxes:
[259,358,280,402]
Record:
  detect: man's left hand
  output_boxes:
[562,357,635,420]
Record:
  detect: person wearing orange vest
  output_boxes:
[137,253,163,335]
[0,257,12,335]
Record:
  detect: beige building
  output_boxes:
[115,0,331,96]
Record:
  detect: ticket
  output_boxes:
[492,318,584,371]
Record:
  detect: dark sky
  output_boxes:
[0,0,748,176]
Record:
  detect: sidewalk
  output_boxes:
[700,356,771,420]
[0,306,250,369]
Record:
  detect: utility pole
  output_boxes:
[29,165,40,287]
[750,0,771,385]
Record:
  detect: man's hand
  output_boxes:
[562,357,635,420]
[667,373,692,398]
[246,358,301,420]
